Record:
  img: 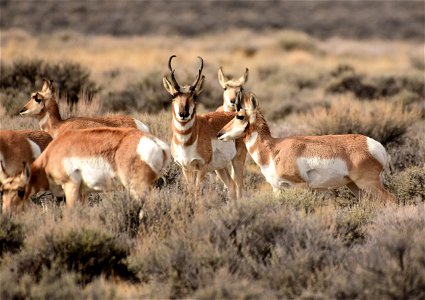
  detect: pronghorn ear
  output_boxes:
[163,76,178,96]
[0,160,8,184]
[41,79,54,97]
[238,68,249,85]
[218,67,227,89]
[247,92,258,111]
[19,162,31,184]
[195,75,205,96]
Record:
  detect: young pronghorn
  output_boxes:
[217,93,396,202]
[0,130,52,213]
[216,67,249,112]
[1,127,170,209]
[19,79,149,138]
[163,55,245,199]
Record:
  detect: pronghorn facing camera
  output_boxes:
[163,55,245,199]
[19,79,150,138]
[0,130,52,213]
[217,93,396,203]
[217,67,249,112]
[2,128,170,208]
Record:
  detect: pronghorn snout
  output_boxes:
[217,131,224,139]
[19,107,27,115]
[178,111,190,119]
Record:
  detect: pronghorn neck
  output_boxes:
[172,114,198,146]
[244,112,274,165]
[39,98,63,132]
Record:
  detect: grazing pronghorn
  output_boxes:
[0,130,52,213]
[19,79,149,138]
[216,67,249,112]
[1,127,170,208]
[217,93,396,202]
[163,55,245,199]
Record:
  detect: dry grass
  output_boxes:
[1,28,424,298]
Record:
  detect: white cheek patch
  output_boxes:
[296,157,349,188]
[245,131,258,150]
[137,136,169,175]
[134,119,150,133]
[366,137,388,167]
[62,156,116,191]
[219,122,247,141]
[26,139,42,160]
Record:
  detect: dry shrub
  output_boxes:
[0,59,98,115]
[276,188,326,214]
[14,222,135,284]
[330,205,425,299]
[278,30,318,52]
[0,216,25,256]
[389,166,425,205]
[298,97,420,145]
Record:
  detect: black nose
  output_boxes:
[179,112,189,118]
[217,132,223,138]
[19,108,26,114]
[230,99,235,104]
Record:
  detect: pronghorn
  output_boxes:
[163,55,245,199]
[0,130,52,213]
[216,67,249,112]
[1,127,170,209]
[217,93,396,202]
[19,79,149,138]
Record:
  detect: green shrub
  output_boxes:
[15,226,135,284]
[389,166,425,205]
[0,216,25,256]
[299,97,420,146]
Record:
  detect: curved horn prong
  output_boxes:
[190,56,204,91]
[168,55,181,92]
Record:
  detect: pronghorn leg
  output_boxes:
[215,168,237,200]
[346,182,360,199]
[62,181,81,208]
[194,169,207,199]
[354,179,396,203]
[231,140,247,200]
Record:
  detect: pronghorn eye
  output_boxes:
[34,95,41,103]
[236,115,244,120]
[17,189,25,198]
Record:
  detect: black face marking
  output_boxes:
[236,115,244,120]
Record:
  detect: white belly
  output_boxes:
[296,157,350,188]
[210,139,237,170]
[62,156,116,191]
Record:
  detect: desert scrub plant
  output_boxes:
[15,224,136,284]
[0,59,98,115]
[330,205,425,299]
[388,166,425,205]
[297,97,420,145]
[0,216,25,256]
[275,188,326,214]
[277,30,318,52]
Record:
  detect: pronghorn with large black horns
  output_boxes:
[217,92,396,203]
[0,130,52,213]
[163,55,245,199]
[217,67,249,112]
[19,79,149,138]
[1,127,170,209]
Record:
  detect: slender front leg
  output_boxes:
[62,181,81,208]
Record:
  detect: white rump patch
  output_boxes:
[296,157,349,189]
[26,138,42,159]
[62,156,116,191]
[137,136,169,175]
[134,119,150,133]
[366,137,388,167]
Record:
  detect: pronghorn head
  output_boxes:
[217,92,258,142]
[19,79,55,116]
[0,161,31,214]
[163,55,205,122]
[218,67,249,111]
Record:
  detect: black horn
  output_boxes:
[167,55,181,92]
[190,56,204,92]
